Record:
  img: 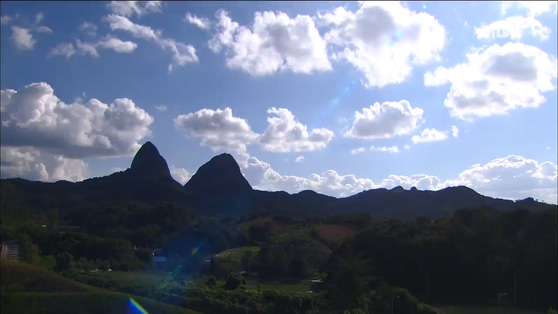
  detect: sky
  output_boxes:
[1,1,557,204]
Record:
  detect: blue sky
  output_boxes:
[1,1,557,203]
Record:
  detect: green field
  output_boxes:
[0,260,199,314]
[214,246,260,263]
[89,271,171,285]
[439,306,543,314]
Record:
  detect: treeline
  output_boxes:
[1,199,556,313]
[324,207,557,311]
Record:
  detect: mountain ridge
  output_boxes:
[1,141,555,219]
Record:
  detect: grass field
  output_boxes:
[439,306,543,314]
[89,271,170,285]
[0,259,199,314]
[214,246,260,263]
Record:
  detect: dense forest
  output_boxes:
[1,142,556,313]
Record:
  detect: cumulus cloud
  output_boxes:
[344,100,424,140]
[49,36,138,58]
[104,14,198,70]
[208,9,331,76]
[351,145,399,154]
[411,128,449,144]
[1,15,14,24]
[185,13,211,30]
[155,105,167,112]
[319,2,446,88]
[106,1,162,17]
[175,107,258,153]
[79,21,98,36]
[11,26,36,50]
[258,108,334,153]
[0,147,89,182]
[175,107,334,153]
[424,42,557,120]
[501,1,558,17]
[170,165,191,184]
[451,126,459,138]
[1,82,154,159]
[351,147,365,155]
[475,16,551,41]
[370,145,399,153]
[295,156,305,163]
[8,12,54,51]
[234,150,557,203]
[457,155,557,202]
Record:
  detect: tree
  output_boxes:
[241,251,254,273]
[55,252,74,273]
[47,209,59,233]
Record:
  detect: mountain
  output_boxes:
[129,141,172,178]
[184,153,253,213]
[1,142,555,219]
[0,142,190,211]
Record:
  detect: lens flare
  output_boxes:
[128,298,149,314]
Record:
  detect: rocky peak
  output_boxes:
[129,141,172,178]
[184,153,252,195]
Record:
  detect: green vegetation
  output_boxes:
[0,260,199,314]
[89,271,170,285]
[1,158,556,314]
[215,246,261,264]
[440,306,542,314]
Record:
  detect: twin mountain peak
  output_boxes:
[3,141,550,219]
[129,141,251,195]
[115,141,550,218]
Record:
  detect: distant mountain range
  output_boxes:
[1,142,555,220]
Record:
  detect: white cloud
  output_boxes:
[457,155,557,202]
[208,9,331,76]
[35,26,53,34]
[11,26,36,50]
[155,105,167,112]
[424,42,557,120]
[258,108,334,153]
[175,107,333,154]
[1,147,88,182]
[96,35,138,53]
[35,12,44,24]
[170,165,191,184]
[1,15,13,24]
[475,16,551,41]
[106,1,162,17]
[501,1,558,17]
[404,144,411,150]
[175,107,258,153]
[370,145,399,153]
[295,156,305,163]
[48,43,77,58]
[104,14,198,70]
[185,13,211,30]
[79,21,98,36]
[344,100,424,140]
[49,36,138,58]
[1,82,154,159]
[351,147,366,155]
[411,128,449,144]
[235,150,557,203]
[320,2,446,88]
[451,125,459,138]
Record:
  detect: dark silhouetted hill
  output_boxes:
[1,142,555,219]
[0,142,190,211]
[184,153,253,213]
